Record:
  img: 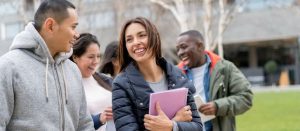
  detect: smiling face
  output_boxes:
[125,23,153,63]
[52,8,79,53]
[176,34,206,68]
[74,43,100,78]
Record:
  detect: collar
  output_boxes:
[183,54,211,71]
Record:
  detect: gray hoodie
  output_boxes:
[0,23,94,131]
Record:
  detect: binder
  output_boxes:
[149,88,188,119]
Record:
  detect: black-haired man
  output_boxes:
[176,30,253,131]
[0,0,94,130]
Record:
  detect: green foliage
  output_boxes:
[237,90,300,131]
[264,60,278,74]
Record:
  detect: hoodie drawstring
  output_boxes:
[61,63,68,104]
[45,58,49,102]
[45,59,68,104]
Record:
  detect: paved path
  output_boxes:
[252,85,300,93]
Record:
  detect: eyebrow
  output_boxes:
[126,30,146,37]
[177,42,187,47]
[176,43,182,48]
[137,31,146,34]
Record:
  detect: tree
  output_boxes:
[149,0,199,32]
[2,0,41,24]
[149,0,199,62]
[150,0,246,58]
[204,0,245,58]
[264,60,278,85]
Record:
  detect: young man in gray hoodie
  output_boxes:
[0,0,94,130]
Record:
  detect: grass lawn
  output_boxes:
[237,90,300,131]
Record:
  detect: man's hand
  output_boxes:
[172,105,192,122]
[199,102,217,115]
[144,102,173,131]
[100,106,113,124]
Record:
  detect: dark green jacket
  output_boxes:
[178,51,253,131]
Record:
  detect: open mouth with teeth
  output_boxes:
[134,48,146,56]
[88,66,95,72]
[181,56,190,65]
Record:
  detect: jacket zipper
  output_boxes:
[54,64,65,131]
[211,71,221,89]
[210,71,223,99]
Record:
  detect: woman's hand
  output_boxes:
[100,106,113,124]
[172,105,192,122]
[144,102,173,131]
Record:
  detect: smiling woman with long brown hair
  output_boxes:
[112,17,203,131]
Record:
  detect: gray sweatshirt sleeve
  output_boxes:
[0,59,14,131]
[77,85,95,131]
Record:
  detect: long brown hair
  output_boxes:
[118,17,162,72]
[93,73,112,91]
[99,41,118,77]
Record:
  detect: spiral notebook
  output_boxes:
[149,88,188,119]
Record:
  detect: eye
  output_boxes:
[72,25,77,30]
[88,55,95,59]
[126,38,132,43]
[177,45,187,52]
[181,45,187,49]
[139,33,147,37]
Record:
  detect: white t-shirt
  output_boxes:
[83,76,112,131]
[192,63,208,103]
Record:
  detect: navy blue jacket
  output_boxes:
[112,58,203,131]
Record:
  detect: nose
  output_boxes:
[94,57,100,65]
[74,31,80,39]
[132,37,142,46]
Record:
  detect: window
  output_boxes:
[124,7,151,19]
[0,2,18,15]
[24,0,34,12]
[0,24,3,40]
[84,0,107,3]
[2,22,24,40]
[79,11,115,29]
[243,0,294,11]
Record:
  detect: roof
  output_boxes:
[223,7,300,44]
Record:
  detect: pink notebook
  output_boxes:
[149,88,188,119]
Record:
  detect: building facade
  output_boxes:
[222,0,300,86]
[0,0,299,86]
